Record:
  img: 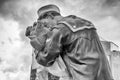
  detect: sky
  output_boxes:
[0,0,120,80]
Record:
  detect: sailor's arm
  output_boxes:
[36,24,68,67]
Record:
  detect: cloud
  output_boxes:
[0,18,31,80]
[0,0,35,23]
[103,0,120,7]
[94,16,120,46]
[0,0,39,41]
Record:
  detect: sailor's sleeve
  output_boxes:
[36,24,68,67]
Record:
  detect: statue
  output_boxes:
[26,4,114,80]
